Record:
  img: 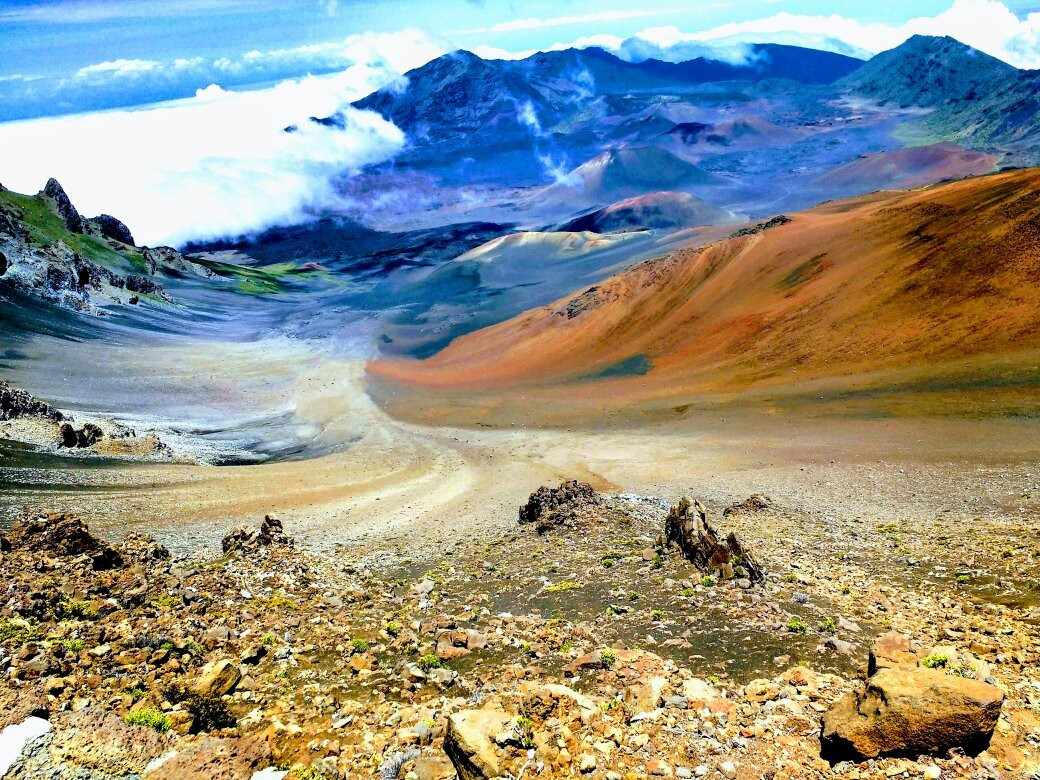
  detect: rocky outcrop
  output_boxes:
[6,512,124,570]
[42,178,83,233]
[0,381,64,421]
[88,214,135,245]
[0,180,210,314]
[518,480,602,533]
[663,497,763,582]
[821,666,1004,761]
[221,514,295,554]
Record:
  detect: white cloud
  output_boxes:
[641,0,1040,68]
[76,58,163,77]
[0,30,446,246]
[456,9,678,35]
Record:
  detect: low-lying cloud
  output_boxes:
[0,30,444,246]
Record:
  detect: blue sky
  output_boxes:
[6,0,1040,121]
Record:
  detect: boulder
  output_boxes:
[821,667,1004,761]
[867,630,916,675]
[58,421,104,448]
[193,659,242,697]
[519,480,602,533]
[143,733,272,780]
[221,514,294,554]
[444,707,514,780]
[663,498,763,581]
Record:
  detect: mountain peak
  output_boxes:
[840,34,1015,108]
[41,177,84,233]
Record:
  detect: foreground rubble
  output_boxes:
[1,483,1039,780]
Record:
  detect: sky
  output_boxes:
[3,0,1040,244]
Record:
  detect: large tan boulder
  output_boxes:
[444,707,514,780]
[821,666,1004,761]
[193,659,241,697]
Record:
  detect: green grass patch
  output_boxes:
[125,708,172,733]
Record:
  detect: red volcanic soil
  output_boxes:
[370,169,1040,420]
[814,142,997,192]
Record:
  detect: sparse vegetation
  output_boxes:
[125,708,172,733]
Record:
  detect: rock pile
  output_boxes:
[5,512,124,570]
[723,492,775,516]
[663,497,763,582]
[518,479,603,533]
[221,514,295,553]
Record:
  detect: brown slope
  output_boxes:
[814,142,998,192]
[370,169,1040,415]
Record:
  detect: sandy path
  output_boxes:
[4,341,1039,558]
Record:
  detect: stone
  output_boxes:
[663,498,763,582]
[143,733,272,780]
[0,381,64,422]
[624,675,668,714]
[444,708,514,780]
[89,214,135,245]
[820,667,1005,761]
[193,659,242,697]
[868,631,916,675]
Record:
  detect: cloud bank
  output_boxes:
[621,0,1040,68]
[0,30,444,246]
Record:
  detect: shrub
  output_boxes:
[161,682,235,732]
[0,617,39,646]
[350,638,370,655]
[921,653,949,669]
[544,581,583,593]
[384,621,401,638]
[417,654,442,671]
[819,618,836,634]
[700,575,717,587]
[261,633,276,646]
[125,708,172,733]
[600,649,618,669]
[786,617,808,633]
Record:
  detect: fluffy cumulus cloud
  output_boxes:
[0,30,445,245]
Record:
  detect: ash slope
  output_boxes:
[370,168,1040,417]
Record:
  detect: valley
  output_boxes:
[2,26,1040,780]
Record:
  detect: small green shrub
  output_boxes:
[0,617,39,646]
[956,574,971,584]
[921,653,949,669]
[260,633,276,646]
[819,618,836,634]
[61,638,85,651]
[513,715,534,748]
[786,617,808,634]
[384,621,401,638]
[125,708,172,733]
[600,649,618,669]
[700,575,717,587]
[350,638,370,655]
[417,654,442,671]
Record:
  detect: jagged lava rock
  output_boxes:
[663,497,763,581]
[42,178,83,233]
[0,381,64,422]
[444,707,514,780]
[518,479,602,533]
